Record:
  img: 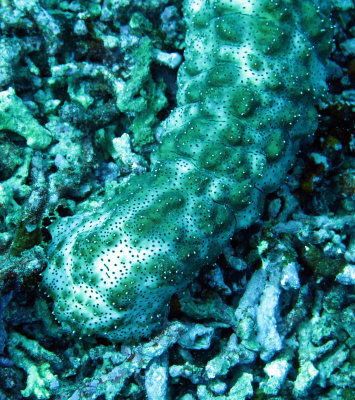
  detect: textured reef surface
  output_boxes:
[0,0,354,399]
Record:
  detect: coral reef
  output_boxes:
[0,0,354,399]
[0,87,52,149]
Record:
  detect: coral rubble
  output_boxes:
[0,0,353,399]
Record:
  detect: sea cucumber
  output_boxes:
[42,0,332,342]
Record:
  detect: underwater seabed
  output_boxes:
[0,0,354,399]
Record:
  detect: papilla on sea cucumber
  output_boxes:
[42,0,333,342]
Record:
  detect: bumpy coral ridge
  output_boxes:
[42,0,332,341]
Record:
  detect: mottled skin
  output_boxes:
[42,0,332,341]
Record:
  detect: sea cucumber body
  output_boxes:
[42,0,332,341]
